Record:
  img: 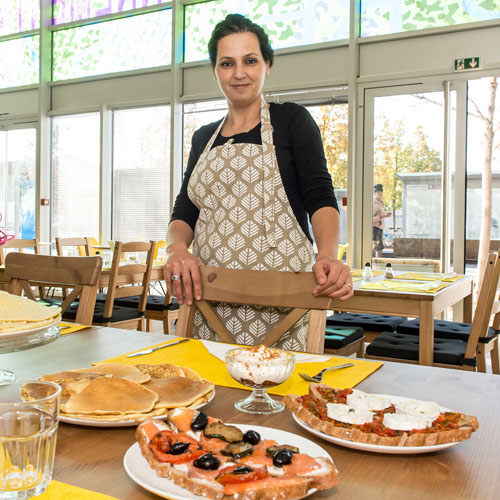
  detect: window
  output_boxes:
[0,128,37,238]
[0,0,39,89]
[52,9,172,80]
[184,0,349,63]
[52,0,169,25]
[50,113,100,240]
[361,0,500,37]
[112,106,171,242]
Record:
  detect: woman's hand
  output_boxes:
[164,243,203,305]
[312,257,353,301]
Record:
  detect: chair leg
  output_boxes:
[476,347,487,373]
[162,311,170,335]
[491,338,500,375]
[146,318,153,333]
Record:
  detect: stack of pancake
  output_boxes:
[0,290,61,333]
[40,363,215,423]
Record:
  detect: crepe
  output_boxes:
[61,377,159,415]
[0,291,61,332]
[144,377,215,408]
[135,363,185,379]
[74,363,151,384]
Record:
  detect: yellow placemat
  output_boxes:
[352,277,362,282]
[96,339,383,396]
[351,269,384,277]
[395,272,464,282]
[360,280,450,293]
[58,322,92,335]
[33,480,118,500]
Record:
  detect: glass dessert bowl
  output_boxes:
[225,345,295,414]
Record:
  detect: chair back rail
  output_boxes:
[103,241,155,319]
[55,237,92,257]
[5,253,102,325]
[176,266,333,353]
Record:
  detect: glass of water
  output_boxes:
[0,381,61,499]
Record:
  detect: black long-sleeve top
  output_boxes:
[171,101,339,242]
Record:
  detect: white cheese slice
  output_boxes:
[347,389,392,411]
[383,412,429,431]
[326,403,374,425]
[395,399,441,425]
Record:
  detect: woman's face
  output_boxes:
[213,32,270,108]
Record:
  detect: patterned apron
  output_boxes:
[187,99,314,351]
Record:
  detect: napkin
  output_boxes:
[97,339,383,396]
[58,322,92,335]
[360,279,449,293]
[33,480,118,500]
[395,272,464,282]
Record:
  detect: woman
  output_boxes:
[166,14,352,351]
[372,183,391,258]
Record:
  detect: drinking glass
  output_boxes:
[0,381,61,499]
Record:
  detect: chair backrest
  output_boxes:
[0,238,40,265]
[103,240,155,318]
[338,244,349,261]
[55,237,92,257]
[5,253,102,325]
[463,251,500,362]
[175,266,335,353]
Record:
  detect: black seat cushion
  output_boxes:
[97,294,179,311]
[63,302,144,323]
[365,331,475,367]
[324,326,364,349]
[397,318,497,343]
[327,313,407,332]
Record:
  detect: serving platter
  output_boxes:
[0,322,61,353]
[0,316,61,340]
[59,389,215,427]
[124,424,330,500]
[291,393,461,455]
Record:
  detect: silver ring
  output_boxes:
[346,282,353,289]
[171,274,181,281]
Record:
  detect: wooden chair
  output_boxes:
[55,237,92,257]
[0,238,46,298]
[175,266,363,354]
[365,252,500,374]
[5,253,102,325]
[66,241,155,330]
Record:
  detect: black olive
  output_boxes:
[232,465,254,475]
[170,441,190,455]
[272,449,293,467]
[191,411,209,431]
[243,430,261,445]
[193,453,220,471]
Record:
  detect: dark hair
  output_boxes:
[208,14,274,68]
[374,184,383,193]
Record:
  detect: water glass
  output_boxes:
[0,381,61,499]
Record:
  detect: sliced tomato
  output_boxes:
[216,465,268,485]
[149,430,204,464]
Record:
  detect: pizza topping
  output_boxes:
[149,430,205,464]
[347,389,392,411]
[221,441,254,459]
[383,413,429,431]
[204,422,244,443]
[216,465,268,484]
[193,453,221,470]
[395,400,441,425]
[243,430,261,445]
[272,449,293,467]
[265,445,299,457]
[326,403,375,425]
[191,411,209,431]
[170,441,191,455]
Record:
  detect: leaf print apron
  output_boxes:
[187,99,315,351]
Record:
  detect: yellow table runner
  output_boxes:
[360,279,450,293]
[33,480,118,500]
[395,272,464,282]
[351,269,384,277]
[58,322,92,335]
[97,339,383,396]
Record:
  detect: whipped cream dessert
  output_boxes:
[225,345,295,387]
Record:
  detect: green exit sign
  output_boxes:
[454,57,481,71]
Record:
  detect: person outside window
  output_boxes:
[372,184,391,258]
[165,14,352,351]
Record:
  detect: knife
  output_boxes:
[125,338,190,357]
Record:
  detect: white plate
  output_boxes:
[291,393,462,455]
[124,423,331,500]
[59,389,216,427]
[0,316,61,340]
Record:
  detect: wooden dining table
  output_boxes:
[3,327,499,500]
[336,272,474,366]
